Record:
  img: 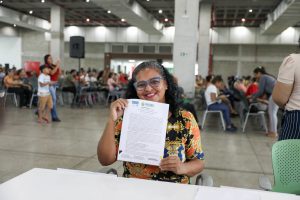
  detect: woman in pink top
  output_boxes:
[107,72,120,91]
[272,37,300,140]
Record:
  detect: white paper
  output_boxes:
[117,99,169,166]
[195,186,261,200]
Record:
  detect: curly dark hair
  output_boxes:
[125,61,179,115]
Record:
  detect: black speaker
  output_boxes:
[70,36,85,58]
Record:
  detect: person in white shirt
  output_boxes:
[204,75,237,132]
[37,66,53,123]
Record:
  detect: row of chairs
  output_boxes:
[201,99,268,133]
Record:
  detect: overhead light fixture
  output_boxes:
[0,1,3,3]
[86,0,90,2]
[41,0,45,3]
[13,24,16,27]
[146,0,150,1]
[164,18,168,22]
[158,9,163,14]
[129,60,136,63]
[86,18,90,22]
[241,18,246,22]
[29,10,33,14]
[121,18,126,22]
[249,9,253,12]
[107,10,111,14]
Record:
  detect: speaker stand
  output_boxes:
[78,58,81,72]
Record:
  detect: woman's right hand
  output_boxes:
[110,98,128,121]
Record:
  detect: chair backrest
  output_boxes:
[272,139,300,194]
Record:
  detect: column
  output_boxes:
[198,2,212,78]
[173,0,200,98]
[50,5,65,67]
[236,45,242,77]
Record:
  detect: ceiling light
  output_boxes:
[158,9,163,14]
[164,18,168,22]
[146,0,150,1]
[107,10,111,14]
[129,60,136,63]
[86,18,90,22]
[86,0,90,2]
[121,18,126,22]
[41,0,45,3]
[241,18,246,22]
[0,1,3,3]
[13,24,16,27]
[29,10,33,14]
[249,9,253,12]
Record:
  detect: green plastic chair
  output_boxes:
[271,139,300,194]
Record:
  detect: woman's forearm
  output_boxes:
[97,118,117,166]
[182,159,205,177]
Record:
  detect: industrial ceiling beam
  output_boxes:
[93,0,163,35]
[261,0,300,34]
[0,6,50,32]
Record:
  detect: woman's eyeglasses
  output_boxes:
[134,77,163,91]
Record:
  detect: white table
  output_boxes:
[0,168,299,200]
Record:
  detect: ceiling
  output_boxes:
[0,0,299,28]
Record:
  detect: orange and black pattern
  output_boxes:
[114,109,204,184]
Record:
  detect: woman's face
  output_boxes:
[254,72,261,80]
[134,68,168,103]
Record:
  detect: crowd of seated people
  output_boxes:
[58,68,129,106]
[0,64,130,108]
[2,68,33,108]
[202,66,277,135]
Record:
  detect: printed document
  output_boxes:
[117,99,169,166]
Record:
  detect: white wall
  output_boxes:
[211,27,300,45]
[211,44,298,79]
[0,36,21,68]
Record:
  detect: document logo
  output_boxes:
[132,100,139,106]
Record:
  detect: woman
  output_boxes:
[42,54,61,122]
[97,61,204,184]
[4,69,32,108]
[250,66,278,138]
[272,38,300,140]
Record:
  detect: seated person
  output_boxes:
[0,67,5,79]
[234,79,247,94]
[97,61,204,184]
[17,69,32,91]
[62,69,77,105]
[219,82,238,116]
[204,75,237,132]
[245,77,258,97]
[118,72,128,86]
[107,72,121,91]
[4,69,32,108]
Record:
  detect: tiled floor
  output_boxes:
[0,104,276,189]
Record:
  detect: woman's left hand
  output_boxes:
[159,156,186,175]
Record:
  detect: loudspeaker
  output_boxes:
[70,36,85,58]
